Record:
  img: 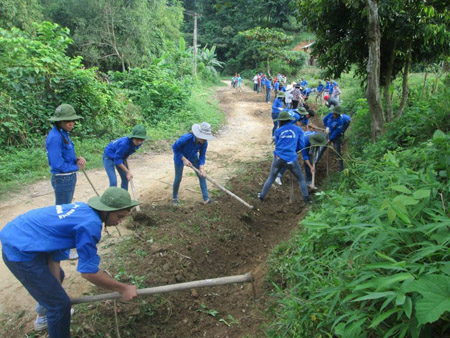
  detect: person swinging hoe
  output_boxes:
[0,187,140,337]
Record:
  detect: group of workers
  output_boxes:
[1,74,351,337]
[0,103,216,337]
[257,77,351,204]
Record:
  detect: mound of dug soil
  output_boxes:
[66,159,333,338]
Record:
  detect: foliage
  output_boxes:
[231,27,294,74]
[40,0,184,71]
[349,79,450,156]
[295,0,450,85]
[267,102,450,336]
[0,22,130,148]
[108,66,193,125]
[182,0,304,70]
[0,0,42,32]
[196,45,224,80]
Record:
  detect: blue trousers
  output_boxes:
[3,252,71,338]
[260,156,309,201]
[103,155,129,190]
[173,159,209,202]
[266,88,272,103]
[51,173,77,205]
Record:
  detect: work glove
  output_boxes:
[325,127,330,134]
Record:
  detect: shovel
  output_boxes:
[72,272,253,304]
[125,160,141,212]
[310,148,319,190]
[189,166,253,209]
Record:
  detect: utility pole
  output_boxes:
[184,10,201,77]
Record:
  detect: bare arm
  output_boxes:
[82,271,137,301]
[118,163,133,180]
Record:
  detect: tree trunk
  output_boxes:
[396,40,412,118]
[383,39,397,123]
[366,0,384,141]
[422,72,428,95]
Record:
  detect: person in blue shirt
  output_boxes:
[103,125,150,191]
[273,80,280,97]
[172,122,215,205]
[46,104,86,206]
[237,74,243,92]
[271,92,285,136]
[341,114,351,134]
[318,106,345,171]
[0,187,139,338]
[258,111,309,204]
[265,78,272,103]
[300,78,308,87]
[316,81,324,104]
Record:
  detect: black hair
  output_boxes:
[55,122,69,145]
[279,120,290,127]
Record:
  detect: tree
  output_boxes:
[0,0,42,32]
[238,27,293,74]
[40,0,184,71]
[296,0,450,140]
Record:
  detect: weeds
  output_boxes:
[266,129,450,337]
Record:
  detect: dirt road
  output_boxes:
[0,84,273,321]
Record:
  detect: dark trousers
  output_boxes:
[3,252,71,338]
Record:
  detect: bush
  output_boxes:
[267,130,450,337]
[0,22,129,147]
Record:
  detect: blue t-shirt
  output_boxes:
[172,133,208,166]
[0,203,102,273]
[46,126,79,174]
[328,115,344,141]
[271,98,284,119]
[301,131,325,161]
[265,79,272,89]
[104,137,141,165]
[273,124,305,163]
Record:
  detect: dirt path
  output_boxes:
[0,83,274,322]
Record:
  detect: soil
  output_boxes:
[0,84,340,337]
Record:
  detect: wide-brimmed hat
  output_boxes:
[48,104,83,122]
[88,187,140,211]
[275,111,295,121]
[331,106,342,115]
[277,91,286,98]
[297,107,308,116]
[309,133,327,146]
[126,125,150,140]
[192,122,215,140]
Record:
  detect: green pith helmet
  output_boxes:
[309,133,327,146]
[88,187,140,211]
[298,107,308,116]
[277,91,286,98]
[275,111,295,121]
[331,106,342,115]
[48,104,83,122]
[126,125,150,140]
